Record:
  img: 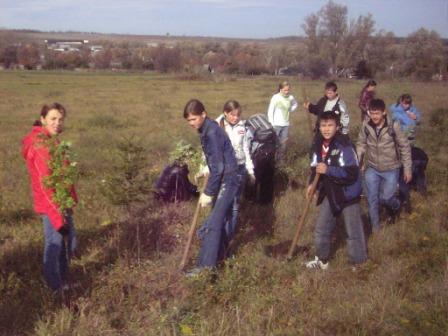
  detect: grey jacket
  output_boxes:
[356,117,412,176]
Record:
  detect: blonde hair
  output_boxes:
[278,81,290,92]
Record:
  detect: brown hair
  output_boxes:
[325,81,338,92]
[220,100,242,128]
[397,93,412,106]
[362,79,377,91]
[183,99,205,119]
[33,102,66,126]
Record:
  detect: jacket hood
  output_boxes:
[22,126,50,159]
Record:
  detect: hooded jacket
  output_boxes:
[22,126,77,230]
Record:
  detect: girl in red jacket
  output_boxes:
[22,103,77,292]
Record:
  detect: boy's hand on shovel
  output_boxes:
[306,185,315,200]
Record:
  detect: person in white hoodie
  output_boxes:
[267,81,298,162]
[215,100,255,244]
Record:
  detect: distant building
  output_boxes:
[90,45,103,53]
[45,39,89,52]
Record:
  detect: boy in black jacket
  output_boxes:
[305,111,367,269]
[304,81,350,135]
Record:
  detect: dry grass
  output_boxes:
[0,71,447,335]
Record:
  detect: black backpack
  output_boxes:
[154,163,198,203]
[246,114,276,166]
[246,114,276,144]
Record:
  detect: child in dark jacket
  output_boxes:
[305,111,367,270]
[183,99,239,274]
[304,81,350,135]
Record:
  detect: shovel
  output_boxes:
[179,174,209,271]
[287,173,320,260]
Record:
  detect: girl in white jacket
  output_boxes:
[216,100,255,244]
[267,81,298,162]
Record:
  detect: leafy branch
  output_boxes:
[42,137,78,212]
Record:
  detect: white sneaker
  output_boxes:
[305,256,329,270]
[185,267,205,278]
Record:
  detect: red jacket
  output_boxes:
[22,126,77,230]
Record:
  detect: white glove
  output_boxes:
[195,164,210,184]
[199,193,213,208]
[248,173,256,185]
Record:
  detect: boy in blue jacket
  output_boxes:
[183,99,239,274]
[306,111,367,270]
[389,94,421,145]
[389,94,424,212]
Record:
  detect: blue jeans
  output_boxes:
[364,167,400,231]
[315,197,367,264]
[42,215,77,291]
[224,164,247,242]
[197,172,239,268]
[273,126,289,161]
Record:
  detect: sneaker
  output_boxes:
[305,256,329,270]
[185,267,204,278]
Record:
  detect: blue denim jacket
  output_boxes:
[199,117,237,196]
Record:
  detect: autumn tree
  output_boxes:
[232,44,267,75]
[0,45,18,68]
[179,44,202,72]
[152,45,182,73]
[17,43,40,69]
[92,48,112,69]
[363,30,397,77]
[302,1,378,77]
[400,28,445,80]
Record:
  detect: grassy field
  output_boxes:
[0,71,447,335]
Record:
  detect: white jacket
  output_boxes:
[216,115,254,175]
[267,92,298,127]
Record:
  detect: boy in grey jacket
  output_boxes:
[356,99,412,232]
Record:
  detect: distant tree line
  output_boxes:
[300,1,447,80]
[0,1,446,80]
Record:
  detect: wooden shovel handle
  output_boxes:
[302,86,314,135]
[179,174,209,271]
[287,173,320,259]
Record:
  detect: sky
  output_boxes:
[0,0,447,39]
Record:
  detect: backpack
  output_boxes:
[245,114,277,166]
[252,142,276,167]
[154,163,198,203]
[246,113,276,144]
